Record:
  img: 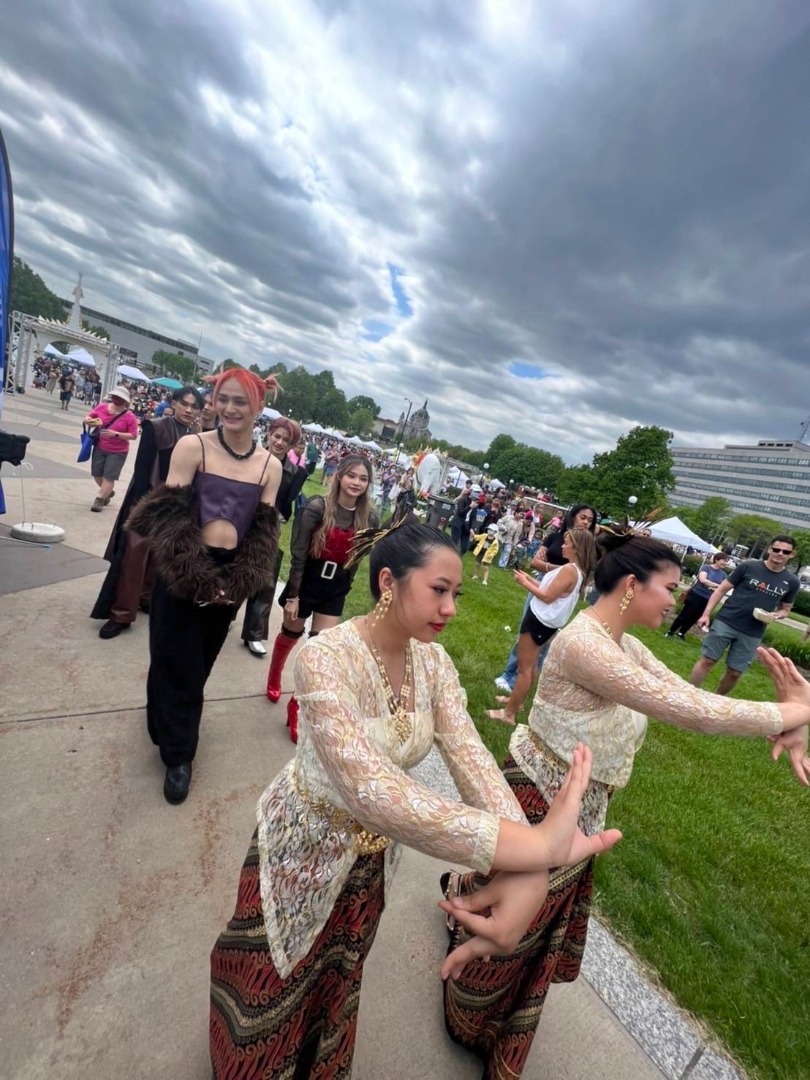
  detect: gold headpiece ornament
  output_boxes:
[597,507,666,540]
[344,514,412,570]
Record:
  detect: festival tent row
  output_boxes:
[301,423,382,452]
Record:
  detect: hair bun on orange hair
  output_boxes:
[206,368,269,416]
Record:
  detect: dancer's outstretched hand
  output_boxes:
[439,870,549,980]
[767,727,810,786]
[536,743,622,869]
[757,647,810,708]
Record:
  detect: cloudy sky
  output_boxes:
[2,1,810,461]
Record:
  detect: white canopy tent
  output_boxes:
[43,343,67,359]
[490,478,506,490]
[116,364,151,383]
[346,435,365,446]
[445,465,470,487]
[384,449,411,467]
[645,516,717,554]
[261,406,281,420]
[363,439,383,451]
[325,428,346,440]
[67,347,97,368]
[302,422,324,432]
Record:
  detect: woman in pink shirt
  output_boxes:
[84,385,140,512]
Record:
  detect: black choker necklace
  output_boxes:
[217,426,257,460]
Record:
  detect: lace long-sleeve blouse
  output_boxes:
[510,611,783,834]
[257,619,526,978]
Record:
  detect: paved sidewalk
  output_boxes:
[0,392,742,1079]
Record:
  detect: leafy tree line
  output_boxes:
[672,497,810,565]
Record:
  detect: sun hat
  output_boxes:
[109,386,131,403]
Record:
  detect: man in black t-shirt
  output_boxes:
[689,535,800,695]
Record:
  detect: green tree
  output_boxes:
[348,408,375,436]
[787,529,810,571]
[311,370,349,428]
[151,349,197,383]
[276,365,318,421]
[347,395,380,418]
[556,464,598,506]
[588,425,675,515]
[485,434,517,469]
[10,257,64,320]
[690,496,733,543]
[725,513,783,554]
[489,445,565,491]
[82,320,110,340]
[671,505,698,530]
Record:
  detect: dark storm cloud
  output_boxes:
[3,0,810,461]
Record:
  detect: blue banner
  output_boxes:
[0,125,12,418]
[0,125,13,510]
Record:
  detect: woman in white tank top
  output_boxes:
[488,528,597,726]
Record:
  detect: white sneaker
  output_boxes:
[246,640,267,657]
[494,677,512,693]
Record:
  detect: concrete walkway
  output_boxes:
[0,391,742,1079]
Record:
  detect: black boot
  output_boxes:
[164,763,192,804]
[99,620,131,639]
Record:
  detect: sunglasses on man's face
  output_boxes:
[770,547,793,555]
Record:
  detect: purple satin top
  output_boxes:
[194,472,263,546]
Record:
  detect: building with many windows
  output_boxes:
[58,298,214,374]
[671,439,810,530]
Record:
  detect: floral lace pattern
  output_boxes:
[526,612,782,790]
[509,728,612,835]
[258,620,525,978]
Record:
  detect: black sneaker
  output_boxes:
[99,620,130,639]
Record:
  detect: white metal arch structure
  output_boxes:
[10,310,119,397]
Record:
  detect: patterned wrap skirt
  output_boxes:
[210,831,385,1079]
[443,755,594,1080]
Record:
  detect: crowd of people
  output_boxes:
[25,362,805,1078]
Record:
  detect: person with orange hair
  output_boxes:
[127,369,283,803]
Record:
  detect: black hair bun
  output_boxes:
[595,528,636,554]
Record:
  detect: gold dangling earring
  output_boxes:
[370,588,393,626]
[618,587,634,616]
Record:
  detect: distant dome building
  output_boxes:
[397,399,431,442]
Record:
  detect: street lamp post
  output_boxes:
[627,495,638,521]
[395,397,413,465]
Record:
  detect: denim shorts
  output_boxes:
[700,618,763,673]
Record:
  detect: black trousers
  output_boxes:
[669,591,709,637]
[147,575,234,767]
[241,549,284,642]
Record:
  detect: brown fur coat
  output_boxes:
[126,483,279,606]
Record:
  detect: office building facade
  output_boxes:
[59,298,214,374]
[671,440,810,530]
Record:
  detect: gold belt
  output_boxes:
[292,770,390,856]
[526,728,615,795]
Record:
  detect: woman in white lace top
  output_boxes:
[209,521,621,1079]
[443,530,810,1079]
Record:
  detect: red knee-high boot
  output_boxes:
[266,633,298,702]
[286,696,299,744]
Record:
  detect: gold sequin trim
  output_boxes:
[292,768,390,856]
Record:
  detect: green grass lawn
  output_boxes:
[291,484,810,1079]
